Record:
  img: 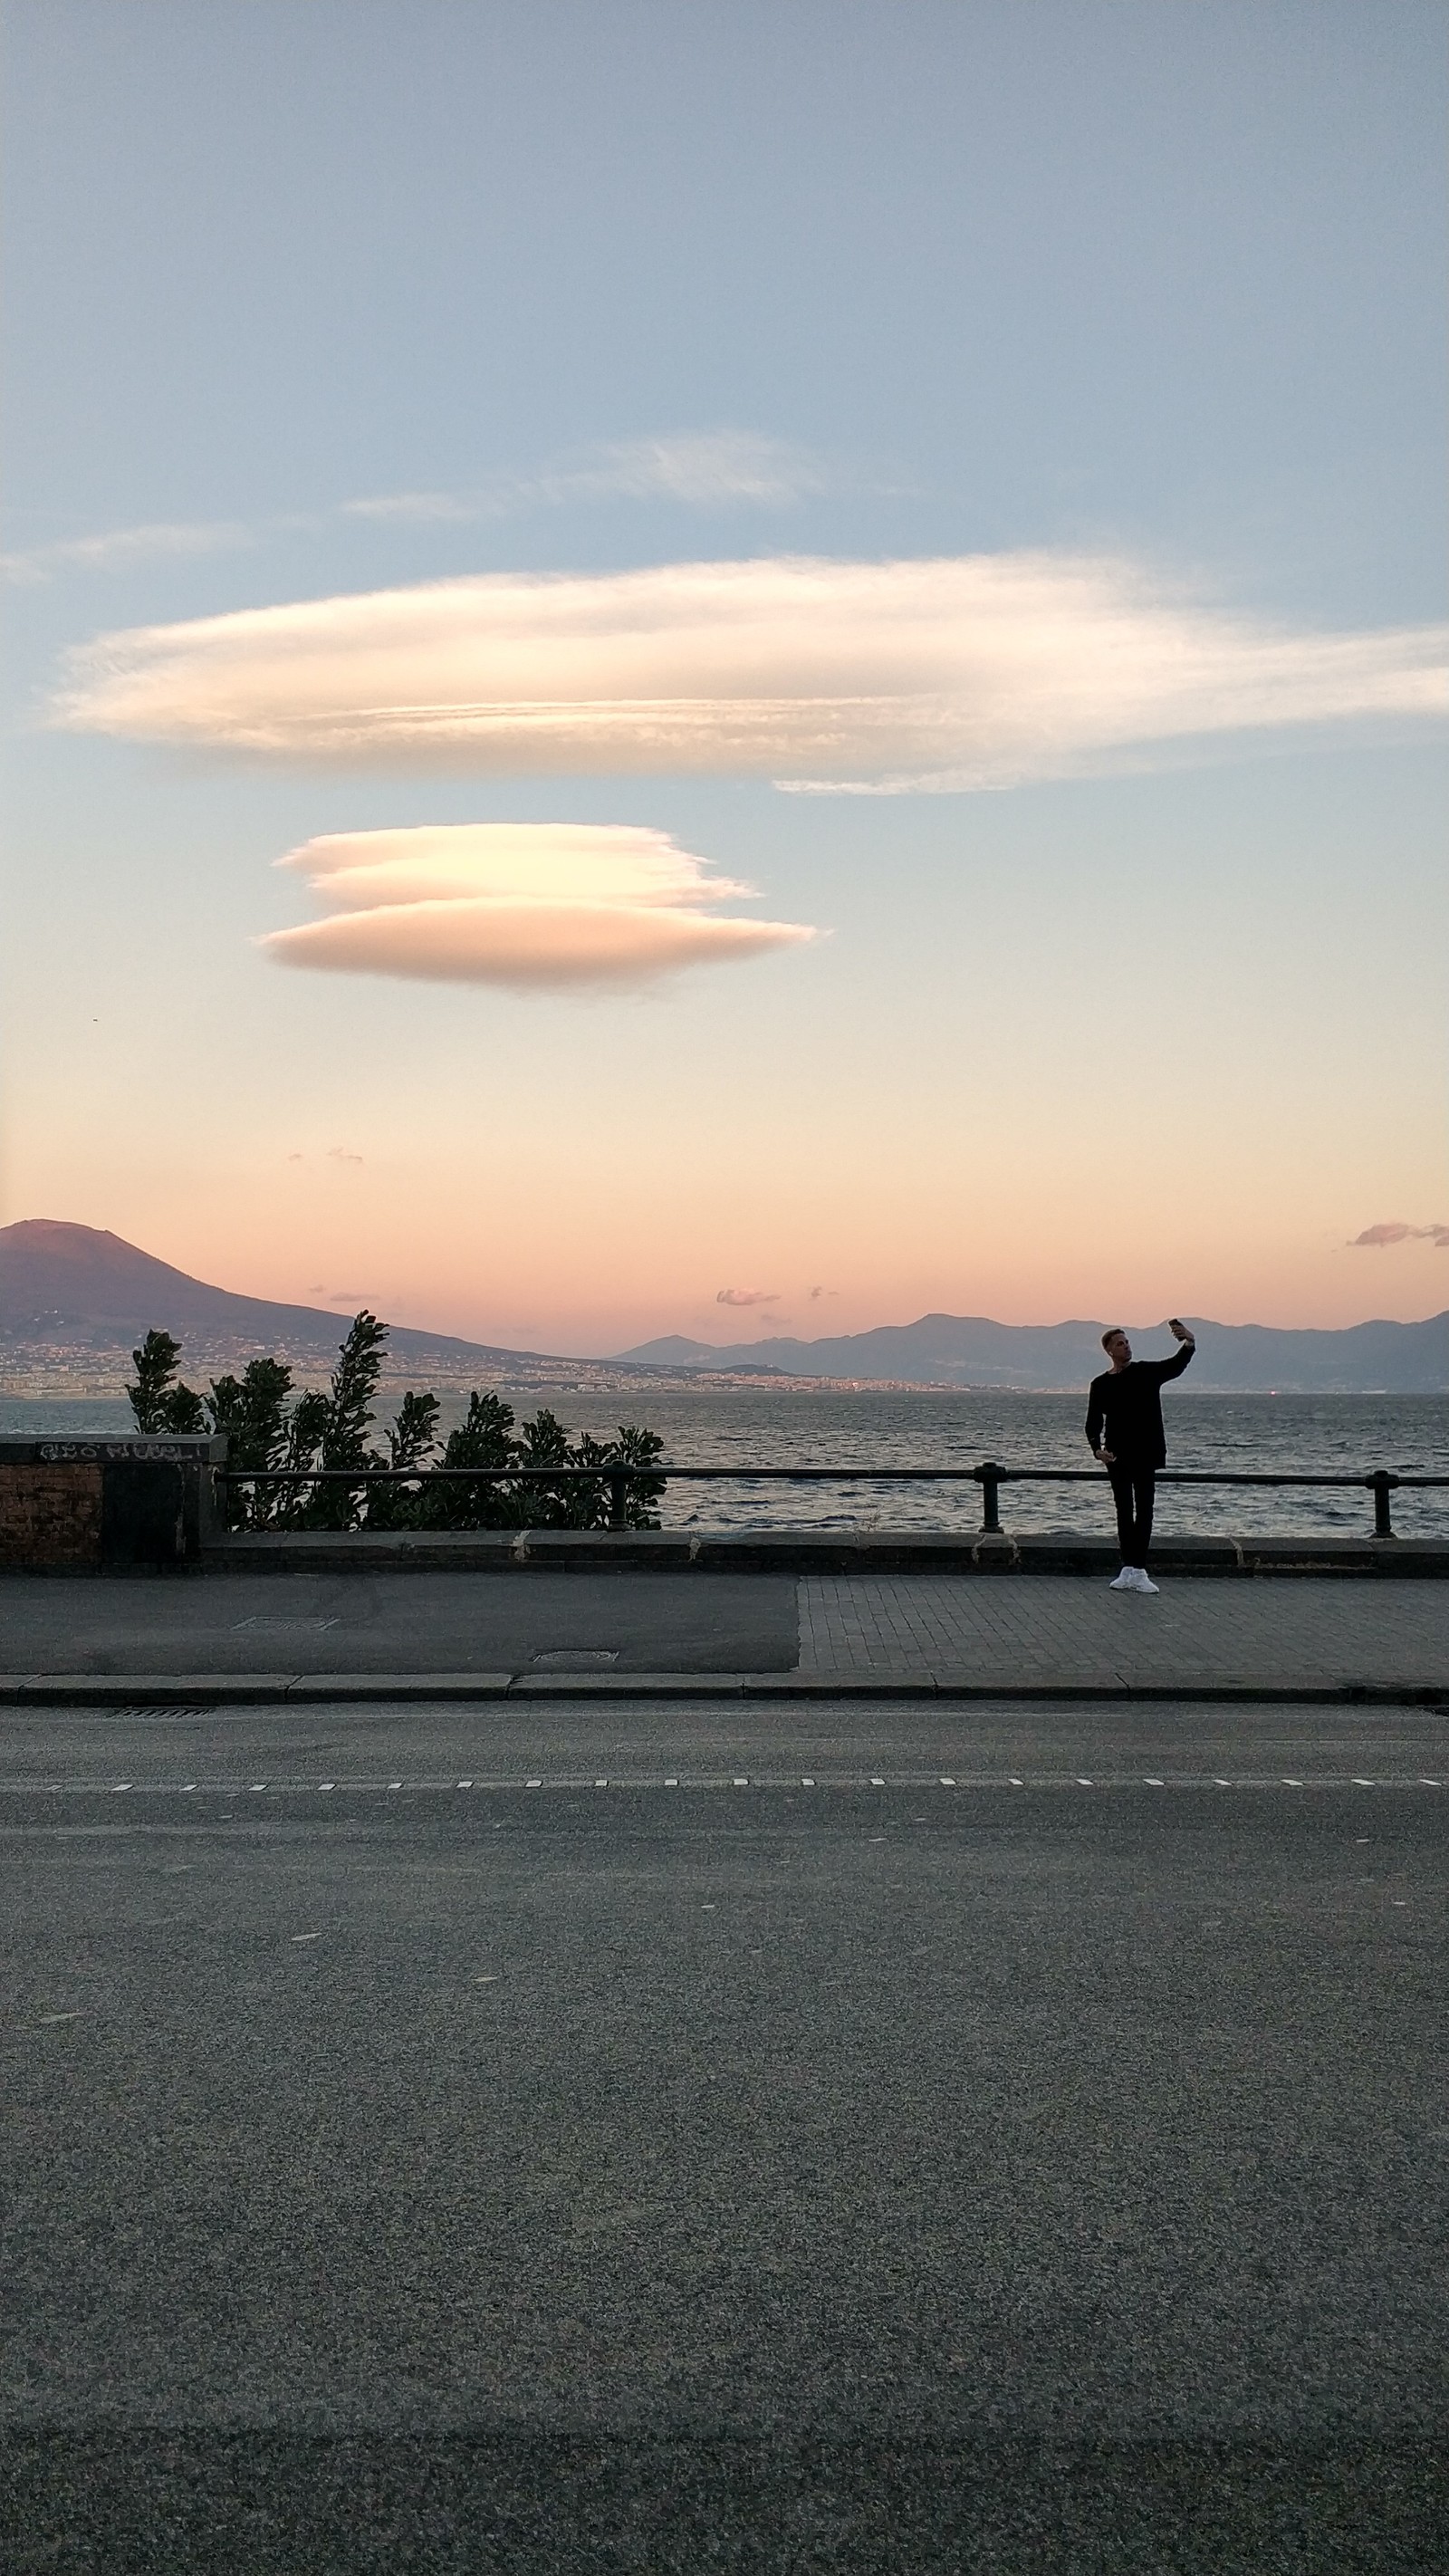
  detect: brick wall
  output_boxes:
[0,1464,104,1568]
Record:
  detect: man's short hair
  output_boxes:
[1101,1327,1127,1351]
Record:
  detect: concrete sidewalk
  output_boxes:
[1,1566,1445,1701]
[797,1573,1449,1694]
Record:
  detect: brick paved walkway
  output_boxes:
[797,1576,1449,1689]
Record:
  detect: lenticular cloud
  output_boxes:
[263,823,816,988]
[53,553,1448,789]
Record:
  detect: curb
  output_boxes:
[0,1672,1444,1707]
[187,1531,1449,1578]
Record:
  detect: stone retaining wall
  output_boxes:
[0,1437,226,1569]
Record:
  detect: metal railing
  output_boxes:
[218,1461,1449,1537]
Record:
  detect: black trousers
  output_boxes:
[1108,1463,1156,1567]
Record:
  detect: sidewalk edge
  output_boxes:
[0,1672,1444,1707]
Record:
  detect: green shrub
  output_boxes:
[125,1313,666,1530]
[126,1331,206,1435]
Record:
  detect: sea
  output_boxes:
[5,1387,1448,1541]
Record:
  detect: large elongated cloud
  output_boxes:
[263,824,816,987]
[53,553,1447,789]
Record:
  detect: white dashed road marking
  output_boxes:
[1,1770,1445,1798]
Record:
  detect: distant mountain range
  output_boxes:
[3,1224,1444,1394]
[615,1310,1449,1393]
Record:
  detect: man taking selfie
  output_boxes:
[1085,1319,1197,1592]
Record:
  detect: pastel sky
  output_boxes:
[3,0,1445,1351]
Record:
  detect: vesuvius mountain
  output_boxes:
[615,1309,1449,1393]
[0,1220,568,1373]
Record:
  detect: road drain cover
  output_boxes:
[531,1648,619,1668]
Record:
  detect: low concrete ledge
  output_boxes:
[195,1528,1449,1577]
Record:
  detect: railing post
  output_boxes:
[1369,1470,1396,1540]
[977,1461,1003,1535]
[608,1472,629,1531]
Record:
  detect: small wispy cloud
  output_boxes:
[5,434,818,590]
[263,823,816,991]
[1349,1221,1449,1248]
[341,492,486,525]
[342,434,822,526]
[716,1287,781,1307]
[327,1145,364,1164]
[545,433,821,507]
[58,553,1447,788]
[2,519,254,585]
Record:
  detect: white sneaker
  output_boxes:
[1108,1569,1136,1590]
[1133,1569,1159,1593]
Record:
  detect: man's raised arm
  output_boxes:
[1155,1320,1196,1381]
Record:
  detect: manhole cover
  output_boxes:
[531,1648,619,1669]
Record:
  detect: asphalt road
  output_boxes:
[4,1699,1446,2572]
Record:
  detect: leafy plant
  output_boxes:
[206,1356,294,1461]
[403,1389,518,1529]
[298,1311,391,1529]
[365,1388,444,1531]
[126,1331,206,1435]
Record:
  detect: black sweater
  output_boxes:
[1085,1342,1195,1469]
